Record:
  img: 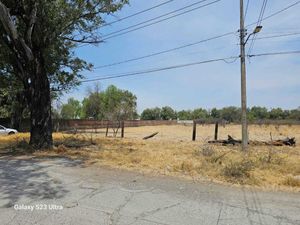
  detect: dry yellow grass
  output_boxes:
[0,124,299,191]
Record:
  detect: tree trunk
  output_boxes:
[10,91,26,131]
[27,61,53,149]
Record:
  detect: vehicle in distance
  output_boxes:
[0,125,18,135]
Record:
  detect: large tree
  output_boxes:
[141,107,161,120]
[81,85,137,121]
[160,106,176,120]
[102,85,137,121]
[0,0,128,149]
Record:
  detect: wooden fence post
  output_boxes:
[214,122,219,140]
[121,121,124,138]
[105,121,109,137]
[192,120,196,141]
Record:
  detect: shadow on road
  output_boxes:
[0,157,82,208]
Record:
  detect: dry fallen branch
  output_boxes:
[208,135,296,146]
[208,135,241,145]
[143,132,159,140]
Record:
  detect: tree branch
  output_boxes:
[63,36,102,44]
[0,1,33,61]
[26,2,37,48]
[0,1,19,40]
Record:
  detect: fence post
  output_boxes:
[214,122,219,140]
[105,121,109,137]
[192,120,196,141]
[121,121,124,138]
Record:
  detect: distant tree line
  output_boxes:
[2,83,299,123]
[140,106,300,122]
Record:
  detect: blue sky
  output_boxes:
[62,0,300,112]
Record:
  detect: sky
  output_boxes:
[62,0,300,113]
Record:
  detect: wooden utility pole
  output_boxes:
[240,0,248,151]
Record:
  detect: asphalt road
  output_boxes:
[0,157,299,225]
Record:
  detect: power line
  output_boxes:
[248,50,300,57]
[248,0,268,55]
[83,0,300,74]
[244,0,250,20]
[102,0,221,40]
[82,49,300,83]
[93,1,300,69]
[256,32,300,40]
[94,31,235,69]
[102,0,175,27]
[247,0,300,28]
[103,0,210,38]
[78,0,219,48]
[82,56,239,83]
[79,1,300,49]
[79,0,300,50]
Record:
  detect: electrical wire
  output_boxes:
[102,0,175,27]
[102,0,210,38]
[94,31,235,69]
[253,0,300,26]
[78,0,220,47]
[244,0,250,20]
[256,32,300,40]
[82,56,240,83]
[92,1,300,69]
[79,0,300,50]
[248,50,300,57]
[248,0,268,55]
[82,50,300,83]
[102,0,221,41]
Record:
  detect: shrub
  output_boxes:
[282,176,300,187]
[201,145,215,157]
[223,159,254,180]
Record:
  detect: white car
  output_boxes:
[0,125,18,135]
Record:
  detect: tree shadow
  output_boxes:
[0,157,82,208]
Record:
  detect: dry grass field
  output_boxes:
[1,124,300,191]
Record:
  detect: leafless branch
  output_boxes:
[63,36,102,44]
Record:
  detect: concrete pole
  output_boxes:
[240,0,248,150]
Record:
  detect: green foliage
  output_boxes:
[210,108,220,119]
[61,98,82,119]
[102,85,137,121]
[0,0,129,147]
[269,108,286,120]
[161,106,177,120]
[289,109,300,120]
[220,107,241,122]
[0,0,129,91]
[192,108,209,119]
[141,105,300,121]
[248,106,268,120]
[81,92,104,119]
[81,85,137,120]
[177,110,192,120]
[141,107,161,120]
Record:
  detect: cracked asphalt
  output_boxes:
[0,157,299,225]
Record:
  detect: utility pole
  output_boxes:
[240,0,248,151]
